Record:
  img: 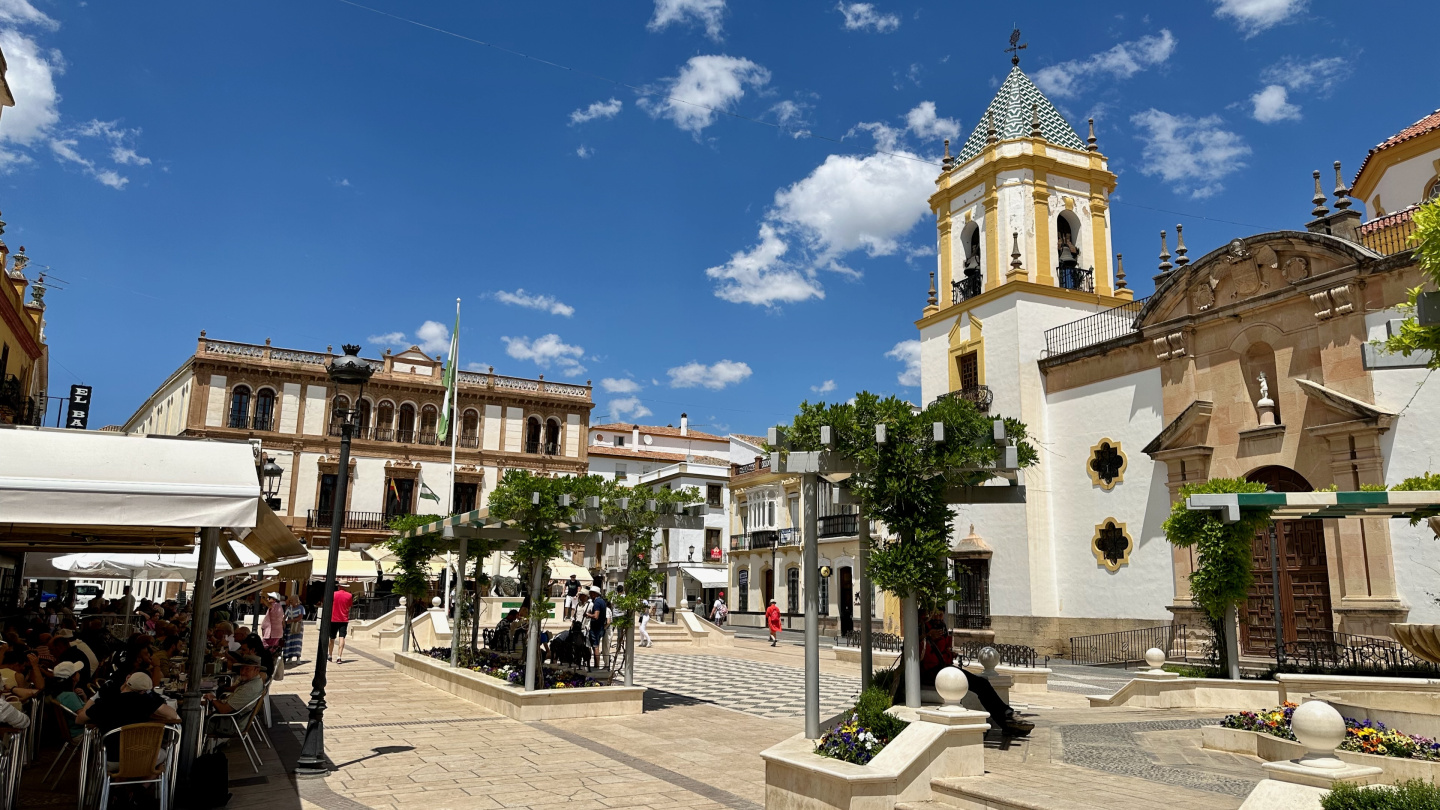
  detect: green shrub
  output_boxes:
[1322,779,1440,809]
[854,686,908,742]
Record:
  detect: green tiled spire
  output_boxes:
[955,67,1085,163]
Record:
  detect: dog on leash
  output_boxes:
[548,620,593,668]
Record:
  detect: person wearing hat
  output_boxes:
[585,586,608,650]
[47,660,87,741]
[765,598,782,647]
[259,592,285,652]
[78,671,180,766]
[564,574,580,620]
[204,653,266,735]
[50,630,98,685]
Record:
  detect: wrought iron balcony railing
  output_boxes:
[936,385,992,413]
[818,513,858,538]
[418,431,438,446]
[459,435,480,448]
[952,276,982,303]
[395,429,416,444]
[305,509,392,531]
[0,377,41,426]
[1043,296,1149,358]
[1058,265,1094,292]
[373,428,394,442]
[252,414,273,431]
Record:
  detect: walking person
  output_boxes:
[564,574,580,620]
[710,593,728,627]
[765,598,782,646]
[327,585,354,664]
[282,594,306,663]
[637,596,652,648]
[259,592,284,653]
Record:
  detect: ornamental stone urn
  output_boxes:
[1391,623,1440,664]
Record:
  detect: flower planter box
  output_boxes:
[393,651,644,722]
[1087,676,1280,710]
[760,707,989,810]
[1201,725,1440,785]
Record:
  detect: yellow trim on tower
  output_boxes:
[1033,179,1053,286]
[914,279,1129,329]
[983,180,1000,289]
[937,208,953,301]
[1090,196,1113,296]
[947,314,985,393]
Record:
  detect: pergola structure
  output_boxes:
[397,498,706,690]
[1186,488,1440,678]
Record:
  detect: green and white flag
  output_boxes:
[419,480,441,503]
[436,302,460,440]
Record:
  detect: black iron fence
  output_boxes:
[305,509,392,531]
[955,641,1045,669]
[1044,295,1149,358]
[1281,629,1437,674]
[1058,265,1094,292]
[952,276,982,303]
[350,593,402,622]
[843,631,902,652]
[936,385,992,413]
[818,514,858,538]
[1069,624,1185,667]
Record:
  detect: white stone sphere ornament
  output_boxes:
[934,666,970,710]
[1291,701,1347,770]
[1145,648,1167,672]
[431,596,443,608]
[978,647,1000,677]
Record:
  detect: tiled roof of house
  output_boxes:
[955,66,1086,164]
[586,445,729,466]
[730,433,767,448]
[588,422,727,443]
[1358,204,1418,236]
[1354,109,1440,184]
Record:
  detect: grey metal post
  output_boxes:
[400,595,411,652]
[1268,523,1284,668]
[1224,604,1241,681]
[902,593,920,708]
[178,526,220,785]
[449,536,468,667]
[471,559,482,653]
[857,502,873,692]
[623,532,636,687]
[251,589,262,634]
[803,472,820,739]
[524,561,545,691]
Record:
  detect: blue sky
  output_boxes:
[0,0,1431,433]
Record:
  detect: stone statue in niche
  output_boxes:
[1257,372,1269,401]
[1256,372,1277,426]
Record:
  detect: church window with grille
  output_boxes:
[958,352,979,391]
[1086,438,1127,490]
[1091,519,1133,572]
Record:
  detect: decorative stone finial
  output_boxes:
[942,138,952,169]
[926,271,938,307]
[12,246,28,277]
[1311,169,1329,218]
[326,345,333,354]
[978,646,1000,677]
[985,111,998,144]
[1029,103,1042,137]
[934,666,969,709]
[200,329,207,338]
[489,365,494,373]
[0,209,6,236]
[1291,701,1348,770]
[1010,232,1022,272]
[1144,648,1167,671]
[265,337,272,346]
[1158,230,1172,273]
[1086,118,1098,152]
[1332,160,1352,210]
[1174,224,1189,267]
[1115,253,1127,290]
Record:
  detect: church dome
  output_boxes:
[954,67,1086,164]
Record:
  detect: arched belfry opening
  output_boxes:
[1056,211,1090,291]
[954,224,983,302]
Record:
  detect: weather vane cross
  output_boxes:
[1005,27,1027,66]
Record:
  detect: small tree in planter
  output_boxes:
[383,513,445,650]
[1161,478,1274,678]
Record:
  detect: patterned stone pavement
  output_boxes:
[631,652,862,719]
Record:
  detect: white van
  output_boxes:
[74,583,103,610]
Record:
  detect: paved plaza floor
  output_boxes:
[19,626,1271,809]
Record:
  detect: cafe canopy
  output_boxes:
[1186,490,1440,523]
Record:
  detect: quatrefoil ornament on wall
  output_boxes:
[1086,438,1127,491]
[1091,518,1133,573]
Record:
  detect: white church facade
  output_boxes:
[915,68,1440,657]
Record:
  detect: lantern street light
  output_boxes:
[261,456,284,510]
[296,344,373,777]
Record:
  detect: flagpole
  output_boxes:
[448,298,461,516]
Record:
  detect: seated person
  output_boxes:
[151,635,181,682]
[203,655,266,736]
[50,632,97,686]
[918,616,1033,736]
[47,661,87,741]
[0,645,44,700]
[77,672,181,770]
[492,610,519,652]
[239,634,275,680]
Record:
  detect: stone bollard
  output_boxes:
[1136,647,1179,680]
[962,646,1013,712]
[1238,700,1381,809]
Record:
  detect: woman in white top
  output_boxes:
[637,598,653,648]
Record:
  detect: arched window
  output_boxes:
[786,567,800,614]
[357,399,372,436]
[1056,211,1091,291]
[420,404,439,444]
[461,409,480,448]
[397,403,416,443]
[1427,177,1440,203]
[544,418,561,455]
[329,395,350,436]
[253,388,276,431]
[376,401,395,441]
[227,385,251,429]
[525,416,542,454]
[954,223,983,303]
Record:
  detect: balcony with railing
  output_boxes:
[818,513,858,538]
[305,510,393,531]
[1043,295,1149,359]
[1057,265,1094,292]
[252,414,273,431]
[951,276,982,303]
[1358,205,1419,256]
[459,435,480,448]
[935,385,992,413]
[419,431,438,446]
[731,456,772,480]
[0,376,41,426]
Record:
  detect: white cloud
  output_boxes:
[647,0,726,40]
[415,320,452,355]
[705,223,824,306]
[1250,85,1301,123]
[1260,56,1351,95]
[493,288,575,317]
[609,396,653,421]
[770,100,812,138]
[335,178,351,187]
[569,98,622,125]
[0,0,55,29]
[667,360,752,390]
[502,334,586,377]
[811,379,836,394]
[0,28,60,161]
[639,55,770,137]
[368,331,407,346]
[1130,109,1250,199]
[885,340,921,387]
[837,2,900,32]
[904,101,959,142]
[576,145,593,158]
[1032,30,1176,98]
[706,103,946,307]
[1213,0,1305,35]
[465,361,492,372]
[600,377,642,394]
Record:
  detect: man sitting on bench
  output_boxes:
[919,616,1033,736]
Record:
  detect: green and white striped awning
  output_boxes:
[1187,491,1440,523]
[394,503,707,542]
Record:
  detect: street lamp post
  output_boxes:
[262,456,284,511]
[296,344,373,777]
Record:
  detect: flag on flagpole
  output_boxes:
[420,481,440,503]
[436,305,461,440]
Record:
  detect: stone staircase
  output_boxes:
[641,619,693,647]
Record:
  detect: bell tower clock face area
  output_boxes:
[927,34,1128,312]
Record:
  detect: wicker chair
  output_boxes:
[0,728,22,810]
[97,723,178,810]
[40,697,83,787]
[203,692,266,772]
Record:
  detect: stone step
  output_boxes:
[894,801,951,810]
[928,769,1241,810]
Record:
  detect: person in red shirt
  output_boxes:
[918,614,1032,736]
[765,599,782,647]
[328,586,354,664]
